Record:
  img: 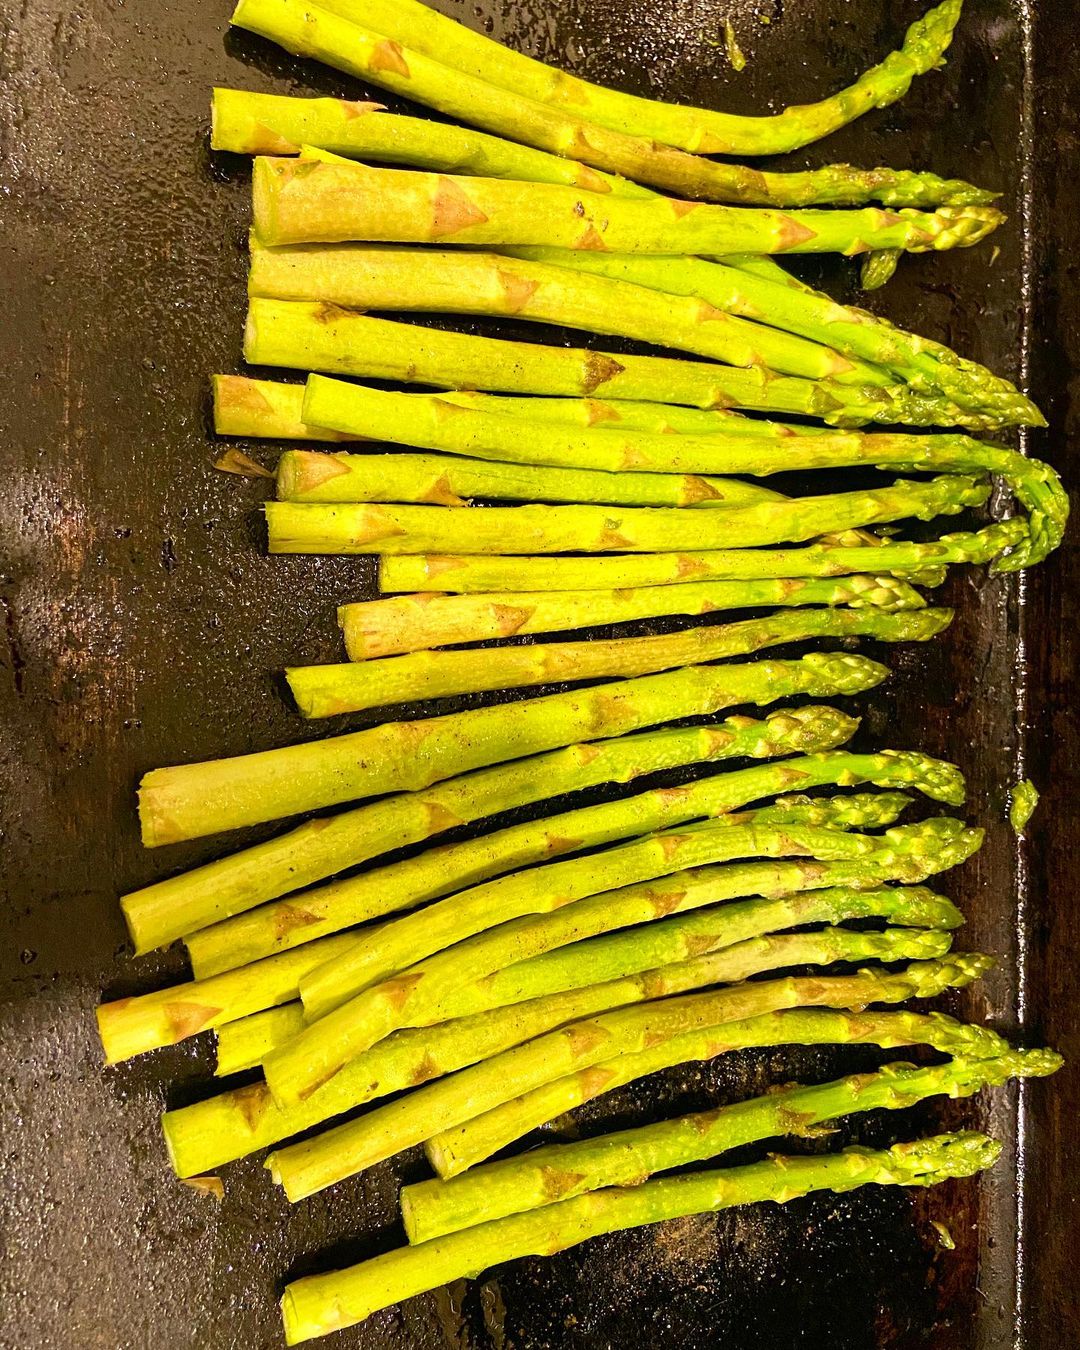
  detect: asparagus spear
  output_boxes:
[298,379,1065,569]
[194,742,961,981]
[412,1047,1062,1236]
[216,1003,305,1077]
[234,0,992,212]
[250,242,887,385]
[277,448,788,510]
[268,477,989,561]
[338,576,928,661]
[862,249,903,291]
[212,373,358,441]
[165,890,969,1176]
[129,708,847,953]
[281,1131,1000,1342]
[377,522,1027,595]
[245,299,989,430]
[264,817,980,1107]
[253,154,1002,253]
[139,654,885,849]
[266,954,988,1197]
[494,246,1038,421]
[309,0,965,159]
[95,931,361,1065]
[287,608,952,719]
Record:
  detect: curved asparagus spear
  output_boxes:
[496,246,1039,422]
[264,818,981,1107]
[287,608,952,719]
[253,155,1002,253]
[165,889,968,1176]
[266,954,988,1197]
[412,1047,1061,1235]
[267,477,990,560]
[139,654,886,849]
[378,522,1027,595]
[195,742,960,983]
[245,300,991,430]
[310,0,966,159]
[276,448,786,510]
[234,0,991,212]
[250,241,886,385]
[299,379,1065,569]
[282,1131,1001,1343]
[129,708,848,953]
[338,576,927,660]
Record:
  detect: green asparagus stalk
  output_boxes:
[250,241,886,385]
[495,246,1038,422]
[264,817,980,1107]
[267,476,990,562]
[276,447,787,510]
[861,249,903,291]
[287,608,952,719]
[338,576,927,660]
[266,954,988,1198]
[309,0,965,159]
[412,1047,1061,1235]
[94,931,360,1065]
[377,522,1027,595]
[129,707,848,953]
[194,744,960,983]
[234,0,993,212]
[253,154,1002,253]
[281,1131,1000,1343]
[217,375,829,444]
[299,378,1065,569]
[163,887,970,1174]
[212,373,358,441]
[245,299,990,430]
[216,1003,306,1077]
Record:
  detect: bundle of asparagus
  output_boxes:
[95,1,1068,1343]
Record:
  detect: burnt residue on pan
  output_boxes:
[0,0,1076,1347]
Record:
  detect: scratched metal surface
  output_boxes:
[0,0,1075,1346]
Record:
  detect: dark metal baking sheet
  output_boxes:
[0,0,1075,1345]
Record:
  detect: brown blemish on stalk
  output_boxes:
[704,727,737,751]
[574,225,608,252]
[682,475,725,504]
[311,302,351,325]
[620,445,648,469]
[697,303,732,325]
[676,555,710,579]
[233,1083,271,1132]
[164,1001,222,1040]
[686,931,721,957]
[573,742,602,765]
[668,198,702,219]
[381,971,425,1010]
[585,400,620,426]
[490,604,534,635]
[655,785,693,805]
[252,124,299,154]
[293,453,351,488]
[640,971,671,999]
[354,508,408,543]
[540,1165,587,1200]
[407,1052,443,1086]
[496,270,541,314]
[273,904,322,939]
[338,99,384,119]
[422,556,464,578]
[658,833,688,860]
[597,527,634,548]
[544,834,581,855]
[431,178,490,237]
[578,1066,617,1096]
[419,474,467,507]
[575,166,611,193]
[370,39,411,78]
[565,1023,612,1056]
[581,353,625,393]
[648,887,687,917]
[423,800,465,833]
[775,217,818,250]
